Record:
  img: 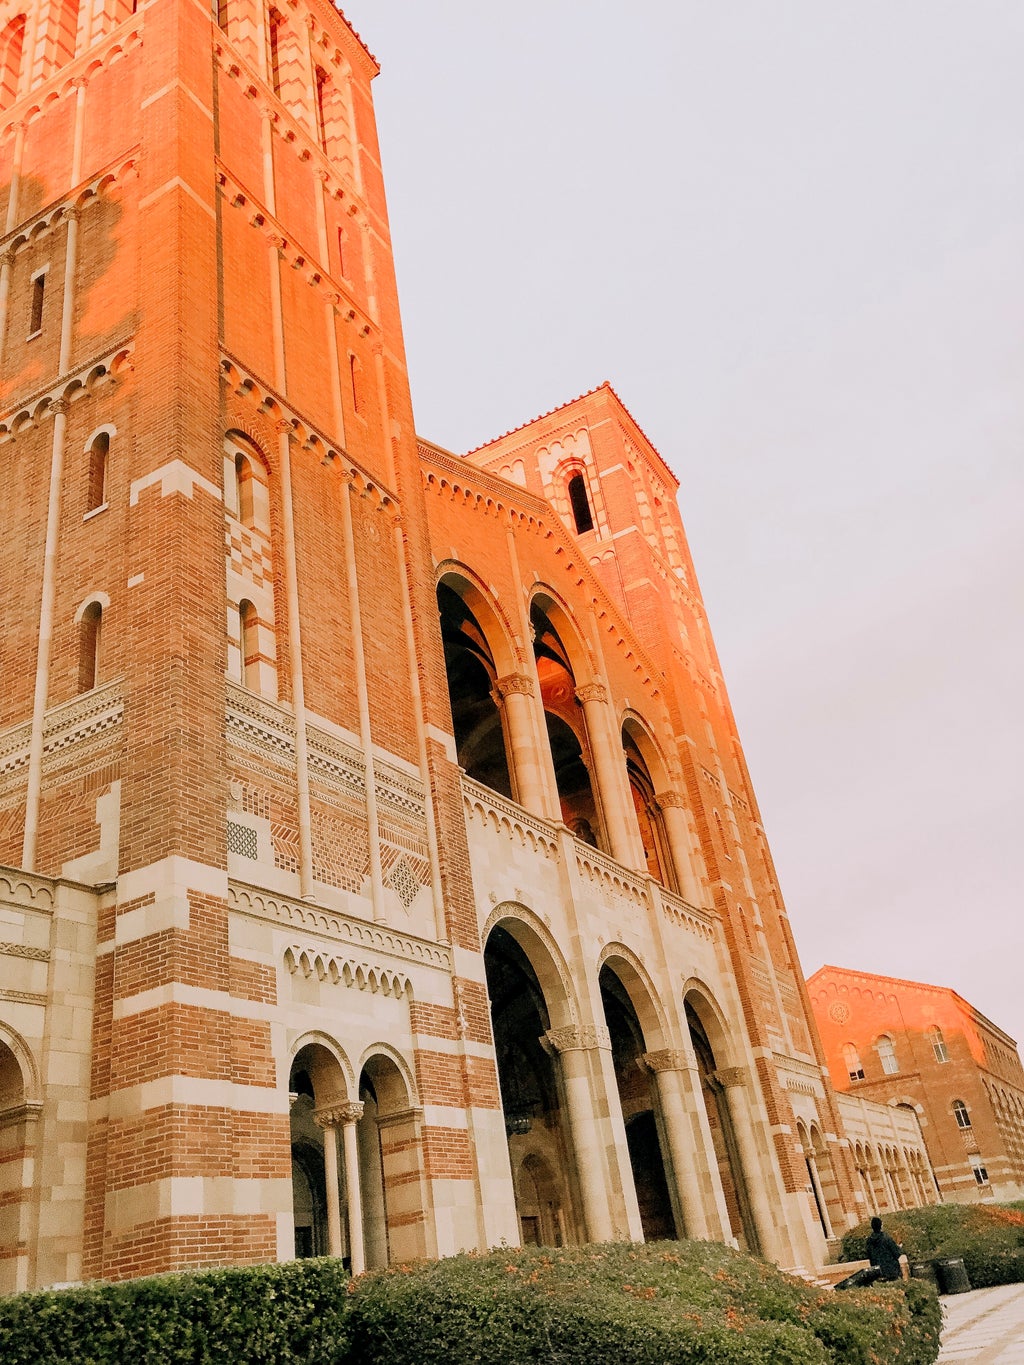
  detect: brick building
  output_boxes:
[810,967,1024,1205]
[0,0,936,1291]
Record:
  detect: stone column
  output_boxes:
[575,684,643,869]
[493,673,548,817]
[340,1102,365,1273]
[314,1108,345,1258]
[654,790,705,905]
[545,1025,615,1242]
[642,1050,711,1240]
[805,1150,833,1239]
[713,1067,777,1257]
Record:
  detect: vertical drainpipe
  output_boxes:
[22,83,87,869]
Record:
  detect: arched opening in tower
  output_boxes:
[484,924,578,1246]
[621,729,669,885]
[530,602,601,845]
[599,964,676,1240]
[437,581,513,797]
[685,1001,759,1252]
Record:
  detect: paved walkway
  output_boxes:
[937,1284,1024,1364]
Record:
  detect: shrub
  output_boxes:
[344,1241,939,1365]
[841,1202,1024,1289]
[0,1257,350,1365]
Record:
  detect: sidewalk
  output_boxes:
[937,1284,1024,1364]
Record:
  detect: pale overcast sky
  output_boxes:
[340,3,1024,1044]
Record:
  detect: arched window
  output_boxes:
[0,15,26,108]
[876,1035,899,1075]
[842,1043,865,1082]
[79,601,102,691]
[239,599,259,691]
[87,432,109,511]
[567,472,594,534]
[952,1099,972,1130]
[926,1026,949,1064]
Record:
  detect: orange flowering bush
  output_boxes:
[344,1240,940,1365]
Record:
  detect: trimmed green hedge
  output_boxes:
[0,1258,350,1365]
[841,1202,1024,1289]
[0,1241,941,1365]
[345,1241,940,1365]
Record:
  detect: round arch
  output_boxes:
[287,1031,355,1102]
[527,583,594,684]
[620,711,673,794]
[356,1043,417,1114]
[681,977,739,1071]
[0,1023,38,1106]
[597,942,670,1052]
[482,903,579,1031]
[435,562,520,678]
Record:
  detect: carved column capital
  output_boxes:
[315,1098,363,1129]
[275,418,294,438]
[544,1024,610,1054]
[575,682,607,706]
[63,205,82,225]
[0,249,15,270]
[710,1066,746,1089]
[655,789,687,810]
[640,1049,693,1074]
[494,672,534,700]
[49,398,69,418]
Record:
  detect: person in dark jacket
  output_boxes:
[866,1216,904,1281]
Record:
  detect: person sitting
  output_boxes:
[866,1215,903,1281]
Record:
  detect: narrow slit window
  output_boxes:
[88,432,109,511]
[29,273,45,335]
[216,0,229,30]
[79,602,102,692]
[239,600,259,691]
[267,8,282,96]
[337,228,345,278]
[567,472,594,534]
[349,354,359,413]
[314,66,329,152]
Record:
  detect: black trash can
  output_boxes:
[909,1261,939,1289]
[935,1257,972,1294]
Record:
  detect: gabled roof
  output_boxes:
[465,380,679,489]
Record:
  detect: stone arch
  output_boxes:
[0,1025,38,1294]
[483,910,584,1245]
[0,1022,38,1105]
[436,564,520,800]
[357,1046,428,1267]
[527,582,593,683]
[682,980,758,1251]
[482,903,578,1031]
[598,946,677,1240]
[681,977,739,1071]
[287,1036,352,1259]
[620,712,674,886]
[597,942,670,1052]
